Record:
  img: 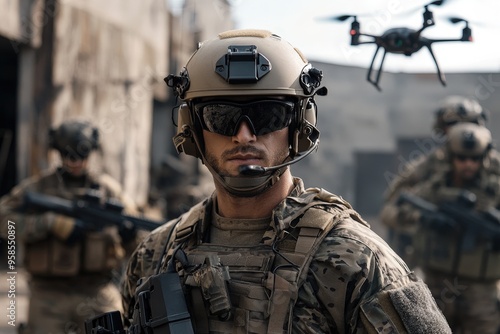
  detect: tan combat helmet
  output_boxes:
[434,95,487,133]
[164,29,327,196]
[49,120,99,159]
[447,123,492,157]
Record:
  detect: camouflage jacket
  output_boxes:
[122,178,450,333]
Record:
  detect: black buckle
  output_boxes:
[215,45,271,83]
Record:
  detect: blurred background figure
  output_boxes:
[0,120,140,334]
[382,123,500,333]
[380,95,500,267]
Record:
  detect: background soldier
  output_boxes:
[384,95,495,203]
[120,29,450,333]
[380,95,499,267]
[0,120,139,334]
[385,123,500,333]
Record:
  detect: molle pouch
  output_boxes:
[456,244,485,279]
[415,228,459,275]
[50,238,81,276]
[83,231,111,272]
[25,238,81,276]
[456,235,500,280]
[24,240,51,275]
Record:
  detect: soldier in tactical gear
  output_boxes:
[384,123,500,333]
[384,95,497,203]
[0,119,139,334]
[120,29,450,333]
[380,95,500,267]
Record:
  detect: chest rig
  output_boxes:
[153,188,364,333]
[414,177,500,281]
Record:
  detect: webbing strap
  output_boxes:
[190,288,210,334]
[295,227,321,254]
[265,273,297,334]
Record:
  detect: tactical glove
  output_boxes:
[50,213,85,244]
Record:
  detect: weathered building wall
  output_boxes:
[0,0,45,49]
[0,0,168,207]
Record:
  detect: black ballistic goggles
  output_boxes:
[193,100,296,136]
[454,154,483,162]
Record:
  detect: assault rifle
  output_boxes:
[397,191,500,250]
[22,191,163,231]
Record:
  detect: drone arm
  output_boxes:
[425,37,466,43]
[351,32,378,45]
[425,44,446,86]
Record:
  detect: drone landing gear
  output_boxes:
[366,44,447,91]
[425,45,446,86]
[367,46,386,92]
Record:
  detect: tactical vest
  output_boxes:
[150,188,364,333]
[25,229,124,277]
[414,224,500,281]
[413,185,500,281]
[23,172,126,277]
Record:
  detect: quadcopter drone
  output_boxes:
[330,0,472,91]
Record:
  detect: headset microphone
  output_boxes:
[238,140,319,176]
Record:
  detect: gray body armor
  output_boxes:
[149,188,362,333]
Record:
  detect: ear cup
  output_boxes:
[172,104,202,159]
[291,99,320,156]
[304,99,317,126]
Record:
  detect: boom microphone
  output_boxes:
[238,141,319,176]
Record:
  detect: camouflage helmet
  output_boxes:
[447,123,492,157]
[49,120,99,159]
[434,95,487,132]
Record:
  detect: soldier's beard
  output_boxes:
[204,145,289,178]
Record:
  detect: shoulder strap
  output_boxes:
[267,206,360,333]
[152,200,208,273]
[293,207,360,282]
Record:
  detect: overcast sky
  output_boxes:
[230,0,500,73]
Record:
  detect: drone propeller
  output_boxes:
[426,0,446,7]
[448,17,468,24]
[317,14,358,22]
[445,17,472,41]
[335,14,356,22]
[398,0,447,17]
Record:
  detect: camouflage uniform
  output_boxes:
[381,95,500,267]
[408,169,500,333]
[122,178,451,333]
[383,123,500,333]
[0,167,138,334]
[117,29,450,333]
